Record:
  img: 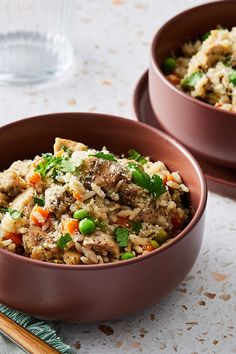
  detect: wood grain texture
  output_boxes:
[0,313,59,354]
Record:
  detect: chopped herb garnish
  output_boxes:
[229,70,236,86]
[114,227,129,247]
[57,233,72,250]
[60,159,76,173]
[181,72,203,90]
[61,145,72,155]
[0,208,7,214]
[89,152,117,162]
[128,149,147,165]
[7,208,22,220]
[201,31,210,41]
[34,196,45,207]
[163,57,176,74]
[35,153,76,178]
[130,221,142,234]
[95,220,107,231]
[128,164,166,199]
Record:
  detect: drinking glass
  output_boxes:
[0,0,74,84]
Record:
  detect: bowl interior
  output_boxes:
[0,113,205,214]
[153,0,236,67]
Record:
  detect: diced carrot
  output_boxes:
[145,244,154,252]
[63,219,79,234]
[163,174,174,184]
[166,74,181,85]
[171,213,183,230]
[73,192,83,201]
[3,232,22,247]
[30,205,50,226]
[27,172,41,186]
[116,216,129,227]
[167,174,174,182]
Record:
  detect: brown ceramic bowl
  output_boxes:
[0,113,207,323]
[149,0,236,170]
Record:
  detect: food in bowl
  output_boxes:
[0,137,191,265]
[163,26,236,112]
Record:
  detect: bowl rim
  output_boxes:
[0,112,207,270]
[150,0,236,118]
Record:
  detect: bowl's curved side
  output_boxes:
[0,112,207,322]
[0,211,205,322]
[149,0,236,169]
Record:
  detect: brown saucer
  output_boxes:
[133,71,236,200]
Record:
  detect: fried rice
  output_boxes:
[0,138,191,265]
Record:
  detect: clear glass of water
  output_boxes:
[0,0,74,84]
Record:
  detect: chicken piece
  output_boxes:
[23,226,61,261]
[10,187,35,212]
[54,137,88,154]
[81,157,125,193]
[0,192,9,208]
[22,225,48,254]
[44,185,74,214]
[83,231,120,259]
[136,207,159,224]
[118,182,140,206]
[10,160,32,179]
[63,249,81,265]
[0,170,26,197]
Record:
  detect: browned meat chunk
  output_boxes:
[0,192,9,208]
[81,157,125,192]
[63,250,81,265]
[118,182,140,206]
[83,231,120,258]
[0,170,26,197]
[22,225,48,254]
[54,137,87,154]
[44,185,74,215]
[23,226,61,261]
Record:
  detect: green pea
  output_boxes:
[121,252,135,260]
[150,240,159,249]
[79,218,96,234]
[155,229,168,245]
[229,71,236,86]
[163,57,176,74]
[73,209,88,220]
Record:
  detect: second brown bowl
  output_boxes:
[149,0,236,170]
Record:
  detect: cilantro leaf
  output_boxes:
[181,72,203,90]
[7,208,22,220]
[35,153,76,178]
[34,197,45,207]
[57,233,72,250]
[201,31,210,41]
[89,152,117,162]
[128,149,147,165]
[61,145,72,155]
[130,221,142,234]
[114,227,129,247]
[229,70,236,86]
[0,208,7,214]
[128,165,166,199]
[149,174,167,199]
[60,159,76,173]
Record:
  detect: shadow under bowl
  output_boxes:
[0,113,207,322]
